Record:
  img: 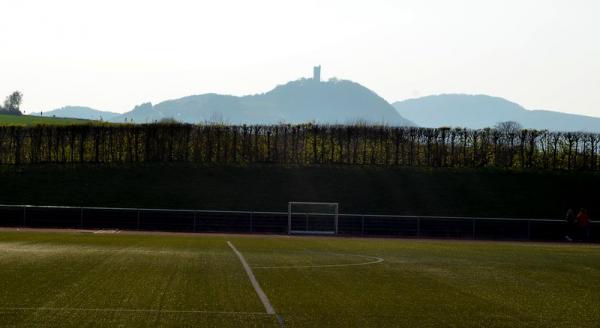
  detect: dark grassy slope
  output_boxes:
[1,165,598,218]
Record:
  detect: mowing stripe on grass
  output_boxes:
[0,307,270,315]
[227,241,285,327]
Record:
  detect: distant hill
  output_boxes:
[393,94,600,132]
[36,106,120,121]
[112,78,415,126]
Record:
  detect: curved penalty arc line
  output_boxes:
[252,252,384,269]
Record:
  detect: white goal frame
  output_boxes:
[288,202,339,235]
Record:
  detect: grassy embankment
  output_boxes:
[0,113,91,126]
[0,115,597,218]
[0,164,598,218]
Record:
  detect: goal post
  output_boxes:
[288,202,339,235]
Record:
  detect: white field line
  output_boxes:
[253,253,384,269]
[0,307,270,315]
[227,241,275,315]
[0,245,199,257]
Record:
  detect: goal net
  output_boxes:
[288,202,339,235]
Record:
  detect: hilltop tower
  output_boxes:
[313,65,321,82]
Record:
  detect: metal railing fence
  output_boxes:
[0,204,597,242]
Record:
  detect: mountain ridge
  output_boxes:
[37,80,600,132]
[393,94,600,132]
[110,78,415,126]
[35,106,120,121]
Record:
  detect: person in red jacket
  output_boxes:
[576,208,591,241]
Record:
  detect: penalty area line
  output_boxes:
[0,307,270,315]
[227,241,285,327]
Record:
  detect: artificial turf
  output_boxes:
[0,230,599,327]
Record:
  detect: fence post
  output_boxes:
[305,213,309,231]
[80,207,84,229]
[250,211,254,232]
[472,219,476,240]
[136,209,140,230]
[527,220,531,240]
[193,211,197,232]
[23,206,26,227]
[417,217,421,238]
[287,203,291,235]
[361,215,365,236]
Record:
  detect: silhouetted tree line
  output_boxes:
[0,123,598,170]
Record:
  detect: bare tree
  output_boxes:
[0,91,23,115]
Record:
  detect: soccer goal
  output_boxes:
[288,202,339,235]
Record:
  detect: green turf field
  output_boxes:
[0,230,599,327]
[0,114,91,126]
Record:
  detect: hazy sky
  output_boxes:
[1,0,599,116]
